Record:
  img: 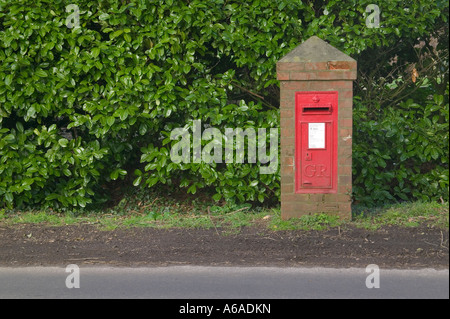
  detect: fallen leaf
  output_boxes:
[412,68,419,83]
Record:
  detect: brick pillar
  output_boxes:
[277,36,357,220]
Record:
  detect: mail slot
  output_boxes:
[295,91,338,193]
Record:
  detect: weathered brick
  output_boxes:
[281,126,295,138]
[277,71,290,81]
[327,60,357,70]
[280,137,295,147]
[339,118,353,128]
[281,193,302,202]
[338,145,352,157]
[281,165,294,175]
[281,174,294,184]
[339,135,352,147]
[338,165,352,175]
[338,185,352,195]
[339,107,353,119]
[277,62,306,72]
[323,193,338,202]
[283,81,310,90]
[279,89,295,101]
[309,194,325,202]
[339,89,353,99]
[339,128,353,137]
[280,118,294,130]
[289,72,313,81]
[278,36,356,220]
[283,156,294,166]
[281,183,294,194]
[338,156,352,166]
[296,202,319,213]
[280,109,293,118]
[304,62,329,70]
[338,175,352,186]
[308,80,353,90]
[338,202,352,213]
[279,99,293,109]
[338,194,352,202]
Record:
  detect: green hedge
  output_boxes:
[353,94,449,205]
[0,0,448,209]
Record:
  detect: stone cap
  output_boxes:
[277,36,357,81]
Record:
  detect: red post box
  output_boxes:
[295,91,338,193]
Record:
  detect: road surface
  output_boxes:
[0,266,448,299]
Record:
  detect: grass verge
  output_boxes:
[0,189,448,232]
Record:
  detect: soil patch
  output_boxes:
[0,224,448,269]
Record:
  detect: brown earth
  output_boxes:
[0,223,448,269]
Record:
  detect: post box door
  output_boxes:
[295,92,338,193]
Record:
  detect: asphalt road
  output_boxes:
[0,266,448,299]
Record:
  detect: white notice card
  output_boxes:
[308,123,325,149]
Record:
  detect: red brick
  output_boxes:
[308,80,353,90]
[277,62,306,72]
[296,194,313,201]
[338,165,352,175]
[290,72,313,81]
[283,156,294,166]
[338,194,352,202]
[281,183,294,193]
[339,90,353,99]
[309,194,325,202]
[279,99,293,109]
[279,89,295,101]
[280,147,294,157]
[280,109,293,119]
[339,118,353,128]
[338,175,352,186]
[281,127,295,138]
[277,72,290,81]
[317,203,339,213]
[280,136,294,145]
[338,202,352,213]
[297,203,319,212]
[323,193,338,202]
[338,185,352,194]
[337,98,353,107]
[281,201,298,211]
[283,81,310,90]
[304,62,329,70]
[281,174,294,184]
[339,135,353,147]
[339,107,353,119]
[281,193,302,202]
[338,156,352,166]
[338,145,352,156]
[327,61,356,70]
[280,118,294,129]
[281,164,294,175]
[340,128,352,137]
[317,71,357,80]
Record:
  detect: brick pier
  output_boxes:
[277,36,357,219]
